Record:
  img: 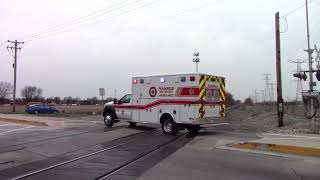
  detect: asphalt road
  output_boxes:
[0,117,319,180]
[139,129,320,180]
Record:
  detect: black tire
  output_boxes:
[129,122,136,127]
[103,112,115,127]
[186,125,200,134]
[51,110,59,114]
[161,117,178,135]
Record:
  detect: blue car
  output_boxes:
[26,104,59,114]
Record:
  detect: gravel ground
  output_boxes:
[228,105,320,134]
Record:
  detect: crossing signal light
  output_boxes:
[293,72,307,81]
[316,70,320,81]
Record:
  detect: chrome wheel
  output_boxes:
[104,115,112,124]
[103,113,115,127]
[161,118,178,135]
[163,121,172,133]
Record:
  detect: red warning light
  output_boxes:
[133,79,138,84]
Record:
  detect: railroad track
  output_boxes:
[4,129,192,180]
[0,125,128,153]
[96,132,189,180]
[225,104,241,114]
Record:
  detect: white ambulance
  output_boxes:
[103,73,226,135]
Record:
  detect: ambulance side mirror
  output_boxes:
[113,98,118,104]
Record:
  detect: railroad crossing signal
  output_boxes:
[293,72,307,81]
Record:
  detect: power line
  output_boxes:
[18,0,132,40]
[6,46,15,58]
[90,0,221,38]
[280,16,288,33]
[279,0,318,33]
[22,0,152,42]
[0,41,7,47]
[281,0,316,17]
[25,0,158,42]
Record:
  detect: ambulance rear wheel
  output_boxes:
[186,125,200,134]
[162,118,178,135]
[129,122,136,127]
[103,112,115,127]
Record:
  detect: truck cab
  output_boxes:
[114,94,132,120]
[103,94,134,127]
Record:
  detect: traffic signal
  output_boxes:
[293,72,307,81]
[316,70,320,81]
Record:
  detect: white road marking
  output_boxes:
[0,126,33,135]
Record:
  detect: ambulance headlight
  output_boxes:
[160,77,165,83]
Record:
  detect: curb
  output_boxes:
[231,142,320,157]
[0,118,49,127]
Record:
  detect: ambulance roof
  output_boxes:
[132,72,224,79]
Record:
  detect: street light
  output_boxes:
[193,52,200,73]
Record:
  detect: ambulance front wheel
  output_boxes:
[161,118,178,135]
[103,112,115,127]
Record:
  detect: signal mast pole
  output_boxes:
[275,12,284,127]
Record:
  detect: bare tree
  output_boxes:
[0,81,13,103]
[225,91,236,106]
[21,86,43,102]
[244,97,254,105]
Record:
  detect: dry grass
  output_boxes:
[0,105,104,114]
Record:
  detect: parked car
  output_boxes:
[26,102,43,109]
[26,104,59,114]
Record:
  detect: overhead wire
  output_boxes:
[0,41,7,47]
[92,0,221,36]
[281,0,316,18]
[18,0,132,40]
[88,0,159,26]
[22,0,152,42]
[280,17,289,33]
[6,47,15,59]
[280,0,317,33]
[25,0,159,42]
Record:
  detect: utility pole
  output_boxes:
[315,45,320,69]
[304,0,316,130]
[7,40,24,112]
[305,0,314,92]
[275,12,284,127]
[193,52,200,73]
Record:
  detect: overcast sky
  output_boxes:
[0,0,320,101]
